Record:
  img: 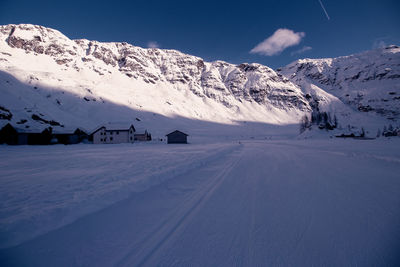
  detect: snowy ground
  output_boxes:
[1,138,400,266]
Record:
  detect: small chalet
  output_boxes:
[134,128,152,141]
[91,123,136,144]
[0,123,52,145]
[166,130,188,144]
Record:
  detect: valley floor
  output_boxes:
[0,139,400,266]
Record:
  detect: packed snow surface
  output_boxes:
[1,138,399,266]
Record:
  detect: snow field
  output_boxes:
[0,142,240,249]
[0,138,399,266]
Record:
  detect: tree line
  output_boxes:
[300,110,338,133]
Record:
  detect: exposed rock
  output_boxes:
[280,45,400,121]
[3,23,399,129]
[0,106,12,120]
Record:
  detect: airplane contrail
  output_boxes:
[318,0,330,20]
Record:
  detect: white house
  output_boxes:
[91,123,136,144]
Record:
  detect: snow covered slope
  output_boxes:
[0,24,310,134]
[279,46,400,125]
[0,24,398,136]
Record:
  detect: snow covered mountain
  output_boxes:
[0,24,310,135]
[279,45,400,124]
[0,24,399,136]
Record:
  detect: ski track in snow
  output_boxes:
[0,140,400,266]
[0,142,239,249]
[117,147,243,267]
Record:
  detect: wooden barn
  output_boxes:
[53,128,88,144]
[0,123,52,145]
[134,128,152,141]
[166,130,188,144]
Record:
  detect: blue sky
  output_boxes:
[0,0,399,68]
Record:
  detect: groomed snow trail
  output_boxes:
[1,140,400,266]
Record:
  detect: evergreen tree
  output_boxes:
[322,112,328,125]
[300,115,310,133]
[333,115,338,128]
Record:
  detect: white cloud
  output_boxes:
[147,41,160,48]
[250,28,305,56]
[291,46,312,56]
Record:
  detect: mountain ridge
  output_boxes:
[0,24,399,136]
[279,45,400,122]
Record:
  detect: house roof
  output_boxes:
[91,123,136,134]
[166,130,188,136]
[134,127,148,134]
[52,127,87,134]
[0,121,8,129]
[1,123,49,133]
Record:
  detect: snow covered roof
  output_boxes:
[0,123,89,135]
[91,122,136,134]
[134,127,148,134]
[52,127,87,134]
[0,123,49,133]
[166,130,188,136]
[15,127,48,133]
[0,121,7,128]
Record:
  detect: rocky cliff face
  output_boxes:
[0,24,309,114]
[0,24,398,133]
[279,46,400,121]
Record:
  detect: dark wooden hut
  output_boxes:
[53,128,88,144]
[0,123,52,145]
[166,130,188,144]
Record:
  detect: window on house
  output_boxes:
[130,130,132,133]
[130,137,132,140]
[117,131,119,135]
[110,137,113,141]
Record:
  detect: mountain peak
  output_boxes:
[0,24,398,134]
[280,44,400,123]
[0,24,311,132]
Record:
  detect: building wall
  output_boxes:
[0,124,18,145]
[134,133,150,141]
[93,127,106,144]
[167,133,187,144]
[105,130,130,144]
[17,134,28,145]
[55,134,80,145]
[27,132,51,145]
[93,127,135,144]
